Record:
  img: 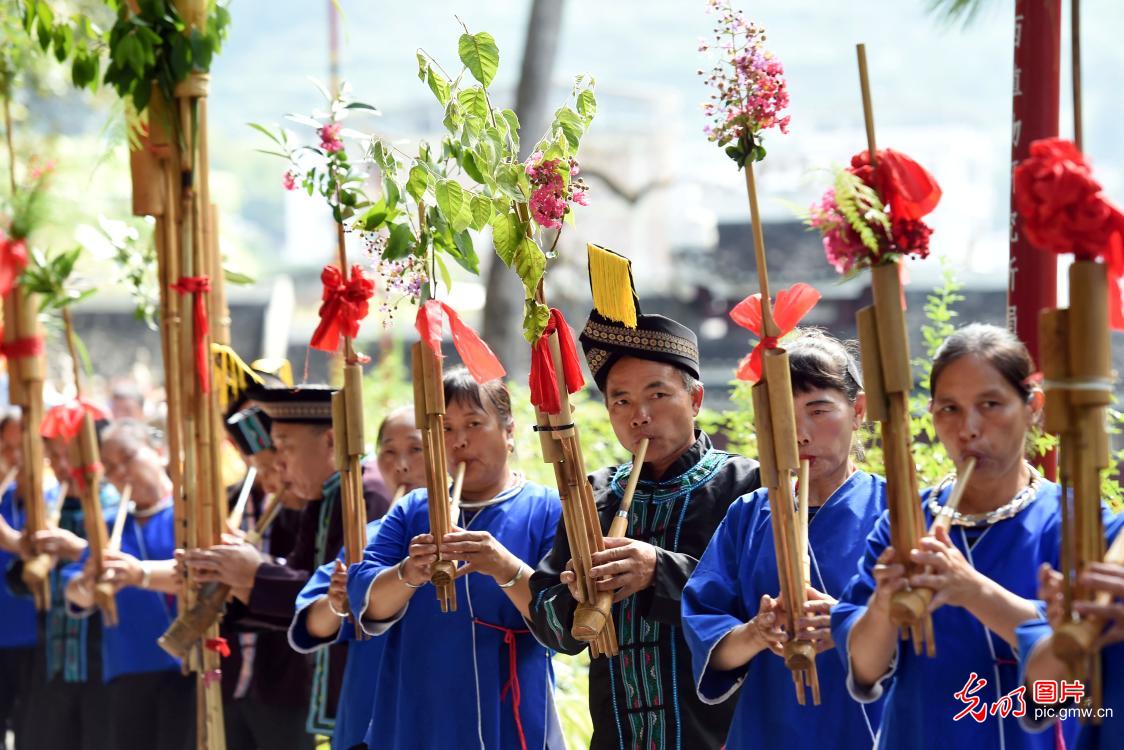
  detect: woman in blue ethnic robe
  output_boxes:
[683,331,884,749]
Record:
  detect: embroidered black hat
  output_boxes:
[225,406,273,455]
[249,384,336,425]
[579,244,700,392]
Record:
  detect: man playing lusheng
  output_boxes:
[528,246,762,750]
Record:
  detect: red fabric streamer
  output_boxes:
[70,463,103,492]
[473,619,530,750]
[0,334,45,359]
[414,300,506,384]
[1013,138,1124,330]
[0,235,29,297]
[850,148,942,221]
[205,637,231,658]
[529,309,585,414]
[309,265,375,353]
[170,276,212,393]
[40,399,109,442]
[730,283,822,383]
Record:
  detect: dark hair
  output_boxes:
[442,367,513,428]
[0,408,21,434]
[376,405,416,445]
[930,324,1034,400]
[787,329,863,402]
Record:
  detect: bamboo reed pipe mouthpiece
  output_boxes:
[108,485,134,552]
[391,485,407,505]
[48,482,69,528]
[226,466,257,532]
[449,462,467,519]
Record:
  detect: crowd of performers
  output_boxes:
[0,286,1122,750]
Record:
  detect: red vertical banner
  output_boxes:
[1009,1,1060,478]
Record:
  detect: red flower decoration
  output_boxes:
[1013,138,1124,260]
[309,265,375,352]
[850,148,942,221]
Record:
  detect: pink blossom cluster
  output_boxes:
[699,1,790,148]
[319,122,344,153]
[282,170,298,191]
[369,243,429,325]
[525,153,588,230]
[807,189,868,275]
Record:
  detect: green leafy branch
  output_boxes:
[361,21,596,342]
[833,168,889,257]
[250,81,380,225]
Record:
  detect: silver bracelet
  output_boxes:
[327,598,349,618]
[497,563,528,589]
[397,559,424,589]
[139,564,152,590]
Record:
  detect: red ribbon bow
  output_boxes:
[0,234,29,297]
[1013,137,1124,330]
[70,463,103,492]
[310,265,375,353]
[205,637,231,658]
[170,276,212,393]
[730,283,822,383]
[529,309,585,414]
[474,619,530,750]
[850,148,942,221]
[40,399,109,442]
[414,300,506,384]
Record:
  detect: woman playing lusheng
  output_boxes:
[683,330,884,748]
[831,324,1110,749]
[346,368,565,750]
[289,406,426,750]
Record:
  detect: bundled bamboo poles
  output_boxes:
[852,44,934,658]
[412,340,456,612]
[4,286,50,609]
[741,146,820,707]
[1040,260,1112,713]
[328,210,369,636]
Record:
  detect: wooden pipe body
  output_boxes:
[413,343,456,612]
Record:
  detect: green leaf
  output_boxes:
[384,222,414,260]
[416,51,428,81]
[434,252,453,293]
[435,179,467,227]
[224,268,256,285]
[460,150,486,184]
[345,102,381,113]
[496,164,526,201]
[451,230,479,274]
[406,165,429,202]
[470,195,493,231]
[457,31,500,87]
[577,88,597,122]
[383,177,400,209]
[358,200,390,231]
[458,87,489,122]
[499,109,520,145]
[427,68,451,107]
[513,237,545,296]
[523,299,550,344]
[554,107,584,149]
[490,212,521,266]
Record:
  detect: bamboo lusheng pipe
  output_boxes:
[572,438,650,645]
[106,484,134,552]
[449,462,466,521]
[413,341,456,612]
[1039,261,1113,722]
[737,107,821,702]
[226,466,257,533]
[6,287,50,610]
[852,43,935,656]
[159,491,285,661]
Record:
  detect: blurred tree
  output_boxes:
[481,0,565,376]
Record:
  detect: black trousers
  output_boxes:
[0,646,35,750]
[23,676,112,750]
[107,671,196,750]
[224,697,316,750]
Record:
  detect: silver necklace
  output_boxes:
[926,462,1041,528]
